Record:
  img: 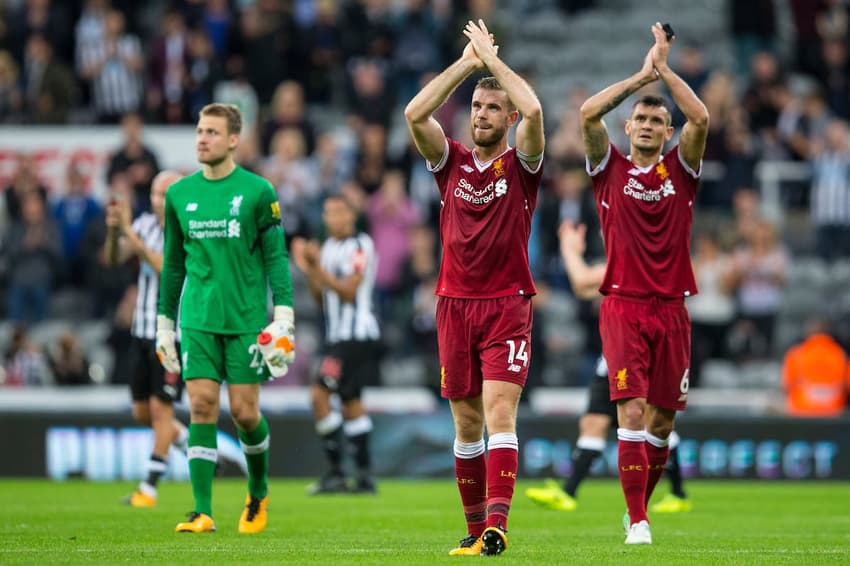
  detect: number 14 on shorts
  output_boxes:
[506,339,528,373]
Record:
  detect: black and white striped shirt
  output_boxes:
[321,233,380,344]
[131,213,163,340]
[78,34,142,116]
[812,152,850,226]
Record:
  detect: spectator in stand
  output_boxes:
[48,331,92,386]
[782,316,850,417]
[687,230,736,387]
[197,0,235,60]
[816,0,849,40]
[79,173,136,319]
[548,87,591,169]
[232,3,299,105]
[355,123,388,194]
[810,118,850,261]
[731,188,762,247]
[730,0,777,78]
[106,112,160,213]
[184,28,222,121]
[339,0,395,60]
[21,34,76,124]
[3,189,63,324]
[392,0,444,103]
[742,51,784,141]
[309,131,354,199]
[788,0,823,77]
[54,162,103,288]
[346,58,394,131]
[78,8,143,123]
[2,326,51,386]
[728,218,788,359]
[146,8,190,124]
[261,80,316,156]
[300,0,343,104]
[262,127,318,239]
[815,38,850,121]
[0,50,23,123]
[4,153,48,223]
[7,0,73,68]
[367,169,421,328]
[672,43,709,126]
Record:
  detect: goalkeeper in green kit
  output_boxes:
[156,103,295,534]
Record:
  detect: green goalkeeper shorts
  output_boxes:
[180,328,270,384]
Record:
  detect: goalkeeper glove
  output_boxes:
[257,306,295,378]
[155,315,181,374]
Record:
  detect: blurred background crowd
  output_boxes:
[0,0,848,415]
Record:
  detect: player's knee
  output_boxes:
[229,405,260,430]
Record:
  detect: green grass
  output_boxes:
[0,479,848,565]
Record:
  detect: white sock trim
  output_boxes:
[645,430,669,448]
[316,412,343,435]
[453,438,485,459]
[617,428,646,443]
[240,435,270,455]
[487,432,518,452]
[138,482,157,497]
[146,458,168,474]
[187,445,217,463]
[668,430,680,449]
[576,436,606,452]
[344,415,373,436]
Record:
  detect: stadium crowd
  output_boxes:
[0,0,848,414]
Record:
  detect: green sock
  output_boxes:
[188,423,217,516]
[238,415,269,499]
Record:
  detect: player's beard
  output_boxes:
[471,123,505,147]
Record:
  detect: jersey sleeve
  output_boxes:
[429,138,459,198]
[257,182,293,309]
[158,189,186,320]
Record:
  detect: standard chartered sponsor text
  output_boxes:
[189,218,228,239]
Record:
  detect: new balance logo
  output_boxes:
[460,164,474,173]
[508,364,522,373]
[186,203,198,211]
[628,168,642,176]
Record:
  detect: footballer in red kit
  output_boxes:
[405,19,544,556]
[580,22,709,545]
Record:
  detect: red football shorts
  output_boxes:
[436,295,533,399]
[600,295,691,411]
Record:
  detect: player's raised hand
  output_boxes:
[650,21,673,71]
[640,48,660,83]
[559,220,588,257]
[463,19,499,66]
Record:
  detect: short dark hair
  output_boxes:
[631,95,672,125]
[474,76,516,112]
[200,103,242,135]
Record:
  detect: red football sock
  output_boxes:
[486,432,518,530]
[644,433,670,506]
[454,439,486,537]
[617,428,648,525]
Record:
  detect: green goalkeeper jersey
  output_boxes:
[158,165,292,334]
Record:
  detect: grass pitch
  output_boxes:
[0,479,848,565]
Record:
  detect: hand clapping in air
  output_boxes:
[462,19,498,69]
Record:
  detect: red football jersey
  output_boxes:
[589,143,699,299]
[430,138,542,298]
